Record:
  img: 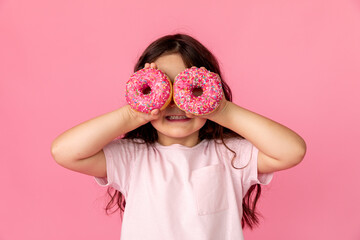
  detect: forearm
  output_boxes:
[210,101,306,163]
[51,105,146,161]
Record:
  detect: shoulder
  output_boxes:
[107,138,147,146]
[104,138,151,153]
[215,137,256,168]
[221,137,251,147]
[216,137,252,154]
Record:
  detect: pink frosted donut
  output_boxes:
[173,66,223,115]
[125,68,172,113]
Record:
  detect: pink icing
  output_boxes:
[126,68,171,113]
[173,67,223,115]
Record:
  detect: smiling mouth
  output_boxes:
[165,115,189,120]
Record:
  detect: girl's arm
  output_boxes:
[205,101,306,174]
[51,105,159,177]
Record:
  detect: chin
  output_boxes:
[164,131,195,139]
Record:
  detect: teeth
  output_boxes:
[167,115,187,120]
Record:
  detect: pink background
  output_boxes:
[1,0,360,239]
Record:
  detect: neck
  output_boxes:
[157,132,201,147]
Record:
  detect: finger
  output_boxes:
[151,109,159,115]
[185,112,196,118]
[150,62,157,69]
[144,63,150,68]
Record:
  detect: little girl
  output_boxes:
[51,33,306,240]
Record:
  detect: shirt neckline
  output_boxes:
[154,139,208,150]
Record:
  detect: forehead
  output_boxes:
[154,53,187,81]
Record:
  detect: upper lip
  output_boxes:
[165,114,189,119]
[165,114,186,116]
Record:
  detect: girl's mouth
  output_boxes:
[165,115,190,121]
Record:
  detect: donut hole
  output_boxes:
[192,87,203,97]
[142,86,151,95]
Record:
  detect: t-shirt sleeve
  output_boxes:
[94,139,136,197]
[240,142,273,197]
[225,138,273,197]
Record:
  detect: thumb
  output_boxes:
[149,109,161,120]
[185,112,196,118]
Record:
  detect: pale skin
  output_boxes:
[51,53,306,178]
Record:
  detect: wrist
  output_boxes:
[124,105,149,126]
[207,100,231,123]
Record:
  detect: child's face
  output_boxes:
[150,53,207,147]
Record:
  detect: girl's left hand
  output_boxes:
[185,67,229,121]
[185,96,229,121]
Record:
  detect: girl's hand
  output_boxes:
[185,97,229,121]
[127,107,161,123]
[127,62,162,123]
[185,67,229,122]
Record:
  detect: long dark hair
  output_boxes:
[105,33,262,229]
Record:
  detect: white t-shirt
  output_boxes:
[95,138,273,240]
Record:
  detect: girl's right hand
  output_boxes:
[127,107,161,123]
[51,63,161,178]
[127,62,163,123]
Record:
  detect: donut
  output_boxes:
[173,66,223,115]
[125,68,172,113]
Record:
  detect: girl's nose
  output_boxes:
[168,98,176,107]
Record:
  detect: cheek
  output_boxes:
[150,118,162,131]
